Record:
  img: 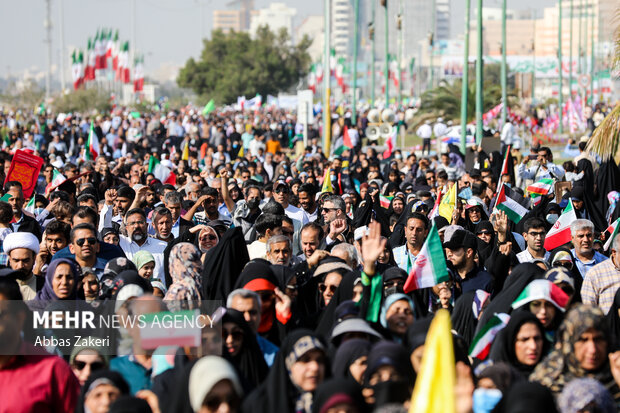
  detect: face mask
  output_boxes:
[330,174,336,181]
[472,388,503,413]
[546,213,559,225]
[246,198,260,210]
[33,207,46,216]
[384,285,403,298]
[395,154,402,160]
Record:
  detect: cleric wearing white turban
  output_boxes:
[3,232,40,300]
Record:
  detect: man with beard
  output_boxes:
[5,181,42,240]
[393,212,429,272]
[163,191,193,237]
[444,229,493,294]
[67,223,107,278]
[3,232,43,300]
[570,219,607,279]
[99,185,136,232]
[119,208,167,283]
[297,183,318,222]
[517,217,550,263]
[151,207,174,243]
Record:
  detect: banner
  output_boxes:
[4,149,44,199]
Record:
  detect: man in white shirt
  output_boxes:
[119,209,167,283]
[416,120,433,155]
[516,217,551,263]
[247,213,283,260]
[272,180,308,226]
[517,146,565,182]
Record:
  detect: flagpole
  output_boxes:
[558,0,564,134]
[398,0,403,107]
[501,0,507,126]
[589,2,594,106]
[532,11,536,101]
[475,0,483,145]
[323,0,332,154]
[371,2,376,107]
[384,0,389,106]
[569,0,573,99]
[429,0,436,90]
[59,0,66,93]
[352,0,359,125]
[460,0,470,154]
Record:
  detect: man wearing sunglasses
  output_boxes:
[68,223,107,279]
[517,217,550,264]
[273,180,308,226]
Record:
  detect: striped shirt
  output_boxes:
[581,257,620,314]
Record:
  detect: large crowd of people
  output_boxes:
[0,105,619,413]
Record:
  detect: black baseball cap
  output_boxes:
[443,229,478,251]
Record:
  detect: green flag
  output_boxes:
[202,99,215,116]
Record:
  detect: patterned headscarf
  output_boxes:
[606,191,620,224]
[164,242,203,308]
[529,305,618,398]
[558,378,616,413]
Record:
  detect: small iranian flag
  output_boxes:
[512,279,570,311]
[379,195,393,209]
[148,156,176,185]
[469,313,510,360]
[139,310,201,349]
[603,217,620,251]
[544,199,577,251]
[496,184,529,223]
[50,169,66,187]
[527,178,554,196]
[85,121,100,161]
[500,145,511,176]
[382,126,397,159]
[404,223,450,292]
[428,190,442,220]
[24,196,36,215]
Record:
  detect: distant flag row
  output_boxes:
[70,29,138,91]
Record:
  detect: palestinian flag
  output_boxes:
[85,121,100,160]
[403,223,450,292]
[604,218,620,251]
[379,195,393,209]
[469,313,510,360]
[527,178,554,196]
[148,156,176,185]
[496,184,529,223]
[544,199,577,251]
[511,279,570,311]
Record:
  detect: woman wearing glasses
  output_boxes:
[69,339,109,386]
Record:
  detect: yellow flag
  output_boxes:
[438,182,457,221]
[237,145,244,158]
[409,309,455,413]
[321,168,333,193]
[181,142,189,161]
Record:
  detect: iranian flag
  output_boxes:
[603,217,620,251]
[85,121,100,160]
[111,30,120,70]
[382,125,397,159]
[315,62,324,83]
[148,156,176,185]
[500,145,511,176]
[84,38,96,81]
[94,29,105,69]
[428,190,443,220]
[105,28,114,59]
[116,42,130,83]
[496,183,529,223]
[389,58,399,87]
[469,313,510,360]
[308,64,317,94]
[527,178,554,195]
[544,199,577,251]
[379,195,393,209]
[139,310,201,349]
[511,279,570,311]
[133,56,144,92]
[24,196,36,215]
[71,50,84,90]
[404,223,450,292]
[45,169,66,193]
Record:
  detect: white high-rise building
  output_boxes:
[332,0,352,57]
[249,3,297,39]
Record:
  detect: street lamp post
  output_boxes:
[371,2,376,107]
[501,0,507,126]
[460,0,471,154]
[323,0,332,152]
[384,0,389,106]
[475,0,483,145]
[352,0,359,124]
[558,0,563,134]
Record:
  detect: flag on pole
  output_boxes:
[428,190,443,220]
[105,28,114,59]
[321,168,333,193]
[544,199,577,251]
[116,42,130,83]
[84,38,96,81]
[85,121,100,161]
[526,178,555,196]
[379,195,393,209]
[409,309,455,413]
[202,99,215,116]
[71,50,84,90]
[469,313,510,360]
[500,145,511,176]
[148,156,176,185]
[404,223,450,292]
[496,184,529,223]
[438,183,457,221]
[133,55,144,92]
[24,196,36,215]
[112,30,120,70]
[382,126,397,159]
[49,169,67,190]
[603,217,620,251]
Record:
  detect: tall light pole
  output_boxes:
[383,0,389,105]
[397,0,403,106]
[352,0,359,124]
[429,0,436,90]
[569,0,573,98]
[590,2,594,105]
[475,0,483,145]
[460,0,471,154]
[578,0,582,74]
[323,0,332,153]
[532,12,536,101]
[59,0,66,93]
[558,0,563,134]
[44,0,52,99]
[370,4,376,107]
[501,0,507,126]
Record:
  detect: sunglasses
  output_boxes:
[76,237,98,247]
[200,234,217,241]
[274,187,290,194]
[554,261,573,270]
[319,284,338,293]
[222,329,244,341]
[73,360,105,371]
[477,230,492,235]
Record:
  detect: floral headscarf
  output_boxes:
[530,305,619,400]
[164,242,203,309]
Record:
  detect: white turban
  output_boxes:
[3,232,40,255]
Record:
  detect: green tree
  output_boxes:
[52,88,112,114]
[178,26,312,104]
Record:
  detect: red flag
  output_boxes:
[4,150,44,199]
[343,126,353,148]
[500,145,511,176]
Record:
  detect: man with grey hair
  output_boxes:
[570,219,607,279]
[184,182,201,203]
[581,234,620,314]
[266,234,292,266]
[227,288,278,366]
[321,194,352,246]
[164,191,193,237]
[331,243,360,269]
